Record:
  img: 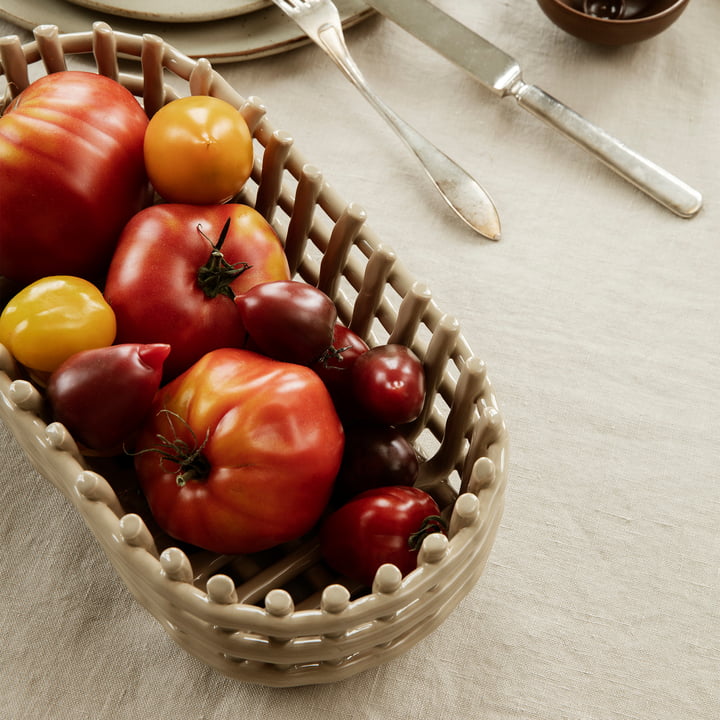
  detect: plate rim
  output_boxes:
[0,0,373,63]
[63,0,271,24]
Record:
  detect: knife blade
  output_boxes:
[364,0,702,218]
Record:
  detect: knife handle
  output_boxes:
[513,82,702,218]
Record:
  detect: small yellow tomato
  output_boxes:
[144,95,254,204]
[0,276,116,373]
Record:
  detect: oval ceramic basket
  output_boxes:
[0,24,508,686]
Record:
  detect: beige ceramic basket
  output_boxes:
[0,23,508,686]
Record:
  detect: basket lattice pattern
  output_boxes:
[0,23,508,686]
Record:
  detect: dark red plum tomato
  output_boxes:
[312,322,369,406]
[333,424,420,503]
[235,280,337,365]
[319,486,444,587]
[46,343,170,454]
[351,344,426,426]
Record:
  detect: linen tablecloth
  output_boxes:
[1,2,718,718]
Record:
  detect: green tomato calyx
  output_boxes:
[196,218,251,300]
[131,409,211,487]
[408,515,447,552]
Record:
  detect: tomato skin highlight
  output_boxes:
[103,203,291,381]
[133,348,345,554]
[319,486,442,587]
[0,71,149,284]
[47,343,170,453]
[0,275,116,373]
[144,95,253,204]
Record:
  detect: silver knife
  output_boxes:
[364,0,702,218]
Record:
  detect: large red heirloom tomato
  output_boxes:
[103,203,291,380]
[0,71,149,284]
[133,348,345,554]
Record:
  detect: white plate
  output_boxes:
[0,0,372,63]
[64,0,270,23]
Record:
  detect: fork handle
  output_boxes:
[315,24,501,240]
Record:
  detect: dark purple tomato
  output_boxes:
[235,280,337,365]
[351,344,425,425]
[46,343,170,453]
[333,424,419,503]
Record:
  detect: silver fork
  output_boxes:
[270,0,501,240]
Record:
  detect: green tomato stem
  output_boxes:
[129,409,211,487]
[196,218,252,300]
[408,515,447,552]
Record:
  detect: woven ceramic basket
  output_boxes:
[0,23,508,686]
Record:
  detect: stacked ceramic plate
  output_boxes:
[0,0,373,62]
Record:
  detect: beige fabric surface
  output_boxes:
[1,1,718,718]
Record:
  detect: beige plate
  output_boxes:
[0,0,372,62]
[64,0,270,23]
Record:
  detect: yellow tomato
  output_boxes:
[0,276,116,373]
[144,95,254,204]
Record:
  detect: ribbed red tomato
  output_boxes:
[0,71,149,284]
[133,348,345,554]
